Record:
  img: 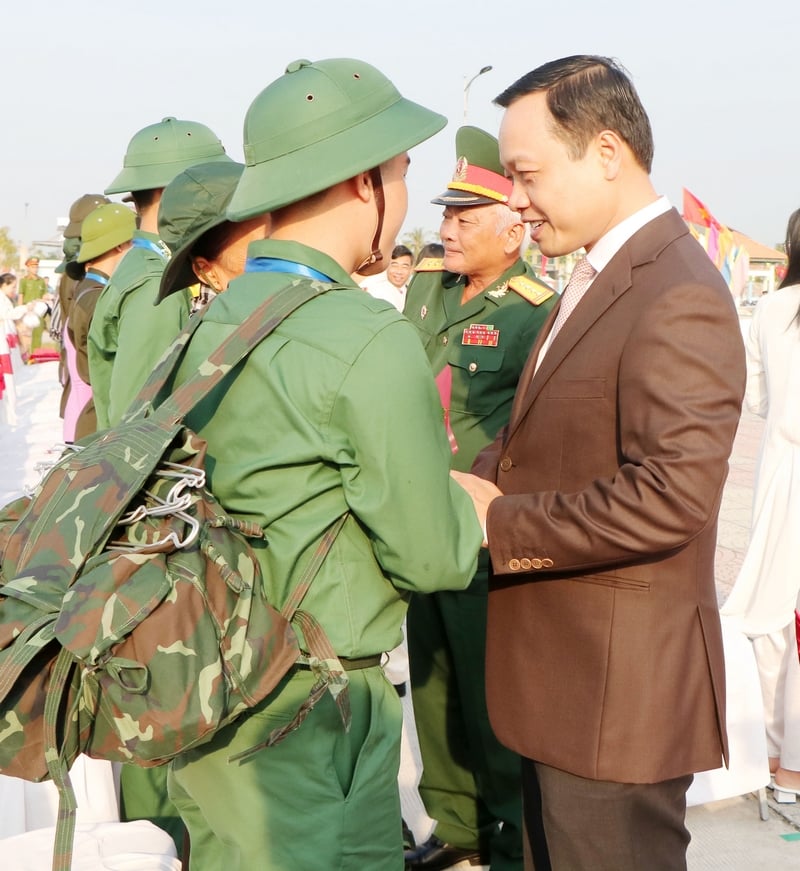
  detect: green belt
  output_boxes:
[296,654,382,672]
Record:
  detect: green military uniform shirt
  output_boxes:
[88,230,190,429]
[172,238,482,656]
[404,258,556,472]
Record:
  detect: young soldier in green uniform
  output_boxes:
[66,203,136,442]
[56,194,110,420]
[165,58,483,871]
[88,117,232,429]
[404,127,556,871]
[86,117,230,858]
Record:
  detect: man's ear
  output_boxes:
[504,221,525,255]
[596,129,623,180]
[191,256,222,291]
[350,170,375,204]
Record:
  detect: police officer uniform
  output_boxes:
[404,127,556,871]
[18,258,49,356]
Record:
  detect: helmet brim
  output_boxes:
[227,98,446,220]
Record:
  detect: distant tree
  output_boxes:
[400,227,436,260]
[0,226,18,270]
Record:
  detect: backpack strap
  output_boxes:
[123,280,344,424]
[228,513,351,763]
[44,647,79,871]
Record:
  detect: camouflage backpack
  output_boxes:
[0,280,352,871]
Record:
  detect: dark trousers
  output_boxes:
[522,758,693,871]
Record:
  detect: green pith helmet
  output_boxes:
[65,193,111,237]
[227,58,447,220]
[77,204,137,263]
[157,161,245,301]
[431,125,512,207]
[105,117,232,195]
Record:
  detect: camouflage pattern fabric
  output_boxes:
[0,280,348,871]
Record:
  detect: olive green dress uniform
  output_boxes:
[405,257,555,869]
[88,230,190,429]
[165,239,482,870]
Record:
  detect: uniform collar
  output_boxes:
[245,238,357,288]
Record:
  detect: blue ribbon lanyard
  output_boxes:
[132,237,169,259]
[245,257,333,283]
[84,271,109,287]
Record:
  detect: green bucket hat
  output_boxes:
[227,58,447,220]
[431,126,513,207]
[76,204,137,263]
[157,161,245,301]
[105,117,232,195]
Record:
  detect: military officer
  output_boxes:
[164,58,483,871]
[404,127,556,871]
[88,117,232,430]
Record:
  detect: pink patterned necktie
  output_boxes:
[549,257,596,341]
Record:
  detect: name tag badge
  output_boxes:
[462,323,499,347]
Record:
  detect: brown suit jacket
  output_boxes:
[473,208,745,784]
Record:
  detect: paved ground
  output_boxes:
[3,315,800,868]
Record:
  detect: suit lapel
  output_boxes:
[506,208,689,441]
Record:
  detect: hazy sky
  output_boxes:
[3,0,798,253]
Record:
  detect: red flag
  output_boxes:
[682,188,721,230]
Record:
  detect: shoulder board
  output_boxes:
[508,275,555,306]
[414,257,445,272]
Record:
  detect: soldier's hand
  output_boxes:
[450,470,502,546]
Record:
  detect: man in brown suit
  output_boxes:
[453,55,746,870]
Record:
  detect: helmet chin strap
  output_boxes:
[355,167,386,275]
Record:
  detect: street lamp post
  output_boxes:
[463,65,493,122]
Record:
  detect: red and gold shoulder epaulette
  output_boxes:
[508,275,555,306]
[414,257,445,272]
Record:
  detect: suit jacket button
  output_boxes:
[520,558,532,569]
[542,558,554,568]
[508,558,521,571]
[499,457,513,472]
[531,558,542,569]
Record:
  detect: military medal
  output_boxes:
[462,323,500,347]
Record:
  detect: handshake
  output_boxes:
[450,470,502,547]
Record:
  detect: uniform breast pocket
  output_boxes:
[448,345,506,416]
